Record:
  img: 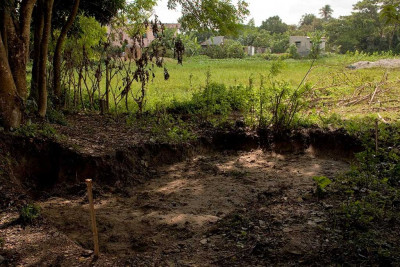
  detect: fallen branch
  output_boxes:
[368,84,380,105]
[378,113,389,124]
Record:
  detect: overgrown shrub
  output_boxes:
[15,123,58,138]
[326,122,400,264]
[287,44,300,59]
[191,83,231,118]
[202,45,225,59]
[228,85,252,112]
[202,39,245,59]
[262,51,290,61]
[225,40,246,58]
[19,204,41,225]
[46,109,67,125]
[265,82,310,131]
[270,33,290,53]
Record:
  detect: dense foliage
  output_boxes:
[167,0,249,36]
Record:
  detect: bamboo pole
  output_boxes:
[375,119,379,154]
[85,179,99,258]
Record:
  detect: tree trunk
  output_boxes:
[38,0,54,117]
[105,61,110,111]
[0,9,8,58]
[0,35,22,129]
[0,0,36,129]
[30,1,44,103]
[53,0,80,104]
[5,0,37,100]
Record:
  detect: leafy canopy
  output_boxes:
[260,16,288,34]
[167,0,249,35]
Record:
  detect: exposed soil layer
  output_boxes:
[11,149,347,266]
[0,114,360,266]
[0,114,361,195]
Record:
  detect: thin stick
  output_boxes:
[375,119,379,154]
[369,84,380,105]
[86,179,99,258]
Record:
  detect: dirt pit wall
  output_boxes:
[0,127,362,197]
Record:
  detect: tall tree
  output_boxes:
[30,2,44,102]
[325,0,395,53]
[319,4,333,20]
[0,0,37,128]
[167,0,249,35]
[260,16,288,34]
[51,0,126,104]
[300,13,317,26]
[37,0,54,117]
[52,0,80,104]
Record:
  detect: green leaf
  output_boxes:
[313,176,332,189]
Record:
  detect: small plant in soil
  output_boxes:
[19,204,41,226]
[313,176,332,198]
[15,123,58,139]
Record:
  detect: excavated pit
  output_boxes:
[0,128,362,266]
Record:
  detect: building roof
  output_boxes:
[201,36,225,46]
[289,36,326,40]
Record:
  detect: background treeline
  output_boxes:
[181,0,400,59]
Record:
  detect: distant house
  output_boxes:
[109,23,181,48]
[289,36,326,56]
[201,36,225,47]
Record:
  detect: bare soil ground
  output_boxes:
[1,147,349,266]
[347,58,400,69]
[52,113,151,156]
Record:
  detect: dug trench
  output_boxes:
[0,125,362,266]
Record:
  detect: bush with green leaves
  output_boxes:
[287,44,300,59]
[270,33,290,53]
[177,33,201,57]
[313,176,332,197]
[262,52,290,61]
[263,81,310,131]
[325,122,400,264]
[202,45,225,59]
[15,123,58,139]
[46,109,67,126]
[225,39,245,58]
[191,83,232,118]
[19,204,41,225]
[228,85,253,112]
[202,39,245,59]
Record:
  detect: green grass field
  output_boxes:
[56,52,400,123]
[140,54,399,121]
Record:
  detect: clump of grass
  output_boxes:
[15,123,58,139]
[19,204,41,226]
[46,109,68,126]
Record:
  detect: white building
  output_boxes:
[289,36,326,56]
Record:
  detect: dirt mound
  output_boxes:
[347,58,400,70]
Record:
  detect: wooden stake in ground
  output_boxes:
[85,179,99,258]
[375,119,379,154]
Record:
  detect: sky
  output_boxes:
[153,0,360,26]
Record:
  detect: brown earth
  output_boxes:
[0,114,356,266]
[347,58,400,70]
[2,150,349,266]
